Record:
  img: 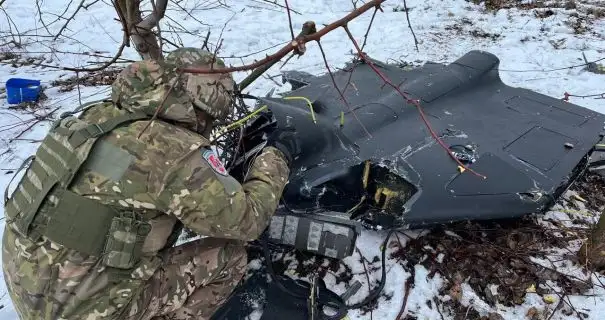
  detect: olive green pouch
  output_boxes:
[102,213,152,269]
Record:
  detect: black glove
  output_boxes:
[266,126,300,166]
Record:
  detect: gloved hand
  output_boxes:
[266,126,300,166]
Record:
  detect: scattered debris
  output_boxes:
[534,9,556,18]
[467,0,604,35]
[581,52,605,74]
[549,38,567,49]
[393,4,413,12]
[0,51,45,68]
[566,12,591,34]
[469,29,501,40]
[50,69,121,92]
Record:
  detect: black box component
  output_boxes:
[267,211,359,259]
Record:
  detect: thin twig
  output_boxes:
[53,0,87,41]
[546,297,564,320]
[343,6,380,94]
[137,77,180,138]
[201,30,211,51]
[434,298,446,320]
[356,248,374,320]
[402,0,419,51]
[45,0,76,28]
[284,0,295,40]
[564,91,605,100]
[543,281,582,319]
[361,7,378,51]
[32,35,128,72]
[396,277,414,320]
[168,0,212,27]
[209,11,236,69]
[183,0,386,74]
[316,40,372,139]
[76,71,83,106]
[211,39,224,69]
[9,106,62,143]
[253,0,302,14]
[0,6,22,46]
[498,57,605,73]
[35,0,53,36]
[82,0,101,9]
[219,40,286,59]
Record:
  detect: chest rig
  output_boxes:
[4,100,155,269]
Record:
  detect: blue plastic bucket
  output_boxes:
[6,78,41,104]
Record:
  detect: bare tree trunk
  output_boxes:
[578,211,605,270]
[114,0,166,60]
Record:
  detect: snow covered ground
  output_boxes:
[0,0,604,319]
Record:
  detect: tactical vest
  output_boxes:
[4,100,159,269]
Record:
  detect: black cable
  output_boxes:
[261,228,396,312]
[261,238,348,320]
[346,229,395,309]
[261,238,307,299]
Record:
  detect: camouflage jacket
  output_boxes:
[2,101,290,319]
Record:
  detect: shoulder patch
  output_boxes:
[202,148,227,176]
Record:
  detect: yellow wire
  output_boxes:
[214,95,318,139]
[283,96,317,124]
[216,105,268,136]
[597,144,605,148]
[362,160,370,189]
[557,208,594,217]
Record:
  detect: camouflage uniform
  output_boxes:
[2,48,290,320]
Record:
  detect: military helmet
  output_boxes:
[111,48,235,123]
[165,47,235,120]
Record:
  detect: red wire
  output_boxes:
[343,26,487,179]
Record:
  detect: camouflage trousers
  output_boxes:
[124,237,247,320]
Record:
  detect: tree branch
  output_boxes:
[120,0,166,60]
[150,0,164,54]
[238,22,315,91]
[182,0,386,74]
[112,0,131,46]
[402,0,419,51]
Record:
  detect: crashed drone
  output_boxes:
[213,50,605,320]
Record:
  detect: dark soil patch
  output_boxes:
[50,69,121,92]
[466,0,604,34]
[468,0,576,11]
[0,51,45,68]
[398,172,604,318]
